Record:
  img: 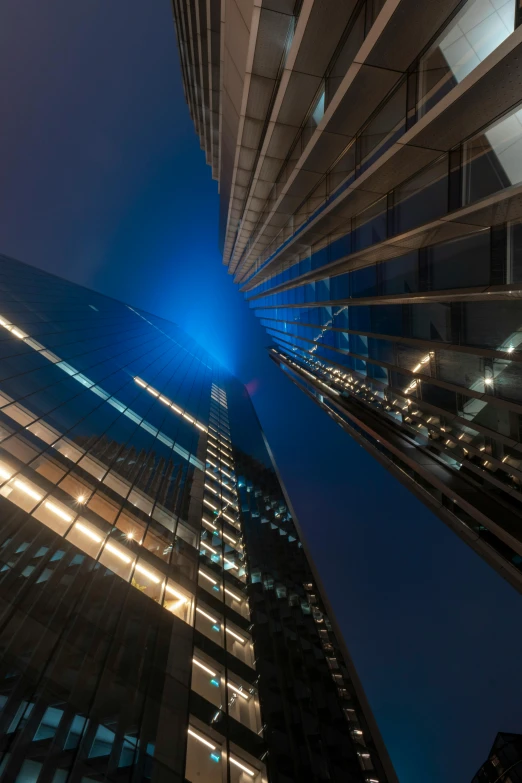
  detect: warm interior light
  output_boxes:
[201,542,219,556]
[225,627,245,644]
[134,563,161,583]
[104,542,132,563]
[199,570,218,586]
[13,480,42,502]
[188,728,216,750]
[44,501,72,523]
[75,522,103,543]
[164,583,188,602]
[224,588,242,603]
[193,657,217,677]
[77,494,86,504]
[133,378,206,431]
[226,682,249,700]
[196,607,219,624]
[229,756,255,776]
[0,467,13,481]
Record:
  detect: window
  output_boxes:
[419,0,516,117]
[463,104,522,204]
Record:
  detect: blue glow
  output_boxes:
[210,678,219,687]
[212,624,220,632]
[210,753,221,763]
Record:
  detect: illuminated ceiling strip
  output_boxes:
[229,756,255,776]
[225,627,245,643]
[13,479,42,502]
[224,587,243,602]
[205,482,238,511]
[204,483,238,509]
[201,541,219,556]
[226,681,249,700]
[196,607,219,624]
[1,467,200,645]
[44,501,73,523]
[165,584,188,602]
[133,377,208,435]
[0,315,204,471]
[187,729,216,750]
[205,469,236,490]
[75,522,103,543]
[135,563,161,584]
[207,441,228,453]
[199,569,218,586]
[104,542,132,564]
[208,427,231,444]
[192,657,217,677]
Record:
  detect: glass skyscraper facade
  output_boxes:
[173,0,522,591]
[471,733,522,782]
[0,255,396,783]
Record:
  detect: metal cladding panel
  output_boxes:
[302,131,351,173]
[244,72,275,121]
[276,70,323,126]
[326,64,403,137]
[266,121,300,158]
[241,116,265,148]
[450,187,522,227]
[293,0,359,76]
[252,6,294,80]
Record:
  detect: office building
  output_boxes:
[0,255,396,782]
[173,0,522,591]
[471,732,522,782]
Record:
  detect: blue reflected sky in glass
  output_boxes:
[0,2,521,783]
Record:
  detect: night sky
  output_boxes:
[1,2,521,781]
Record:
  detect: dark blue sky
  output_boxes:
[0,2,521,781]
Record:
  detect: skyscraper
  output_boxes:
[471,733,522,782]
[0,255,396,783]
[172,0,522,591]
